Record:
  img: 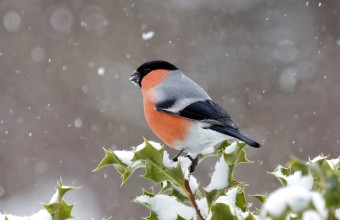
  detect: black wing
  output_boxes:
[156,99,239,130]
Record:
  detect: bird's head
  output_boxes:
[129,60,178,87]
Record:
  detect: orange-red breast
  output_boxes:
[130,60,260,158]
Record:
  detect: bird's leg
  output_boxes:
[186,154,199,173]
[172,149,184,162]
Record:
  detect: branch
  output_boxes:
[184,179,204,220]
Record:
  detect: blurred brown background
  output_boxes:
[0,0,339,218]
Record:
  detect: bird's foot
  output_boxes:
[186,155,199,173]
[172,149,184,162]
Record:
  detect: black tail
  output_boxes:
[210,126,261,148]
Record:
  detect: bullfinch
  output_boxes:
[130,60,260,171]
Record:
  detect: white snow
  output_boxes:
[326,158,340,170]
[0,210,52,220]
[302,211,323,220]
[142,31,155,40]
[189,176,198,193]
[3,11,21,32]
[114,150,134,165]
[286,171,314,190]
[163,151,178,168]
[136,141,162,151]
[335,208,340,219]
[205,157,229,192]
[135,195,196,220]
[262,186,326,218]
[263,186,310,217]
[97,67,105,76]
[310,155,327,163]
[49,191,58,203]
[311,193,327,218]
[74,118,82,128]
[272,165,288,178]
[178,156,192,179]
[196,197,209,218]
[224,142,237,154]
[214,188,249,219]
[200,146,215,155]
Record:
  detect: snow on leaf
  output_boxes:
[196,197,209,218]
[135,195,195,220]
[114,150,134,166]
[214,188,248,218]
[262,186,326,218]
[205,156,230,192]
[223,141,251,166]
[271,165,291,186]
[0,210,52,220]
[163,151,178,168]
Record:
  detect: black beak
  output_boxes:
[129,71,141,86]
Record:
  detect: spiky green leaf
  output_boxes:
[210,203,236,220]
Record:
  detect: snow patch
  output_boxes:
[114,150,134,165]
[205,157,229,192]
[286,171,314,190]
[262,186,326,218]
[326,158,340,170]
[196,197,209,218]
[224,142,237,154]
[135,195,195,220]
[163,151,178,168]
[178,156,192,179]
[214,188,249,218]
[189,175,198,193]
[136,141,162,151]
[0,209,52,220]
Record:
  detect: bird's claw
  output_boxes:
[186,155,199,173]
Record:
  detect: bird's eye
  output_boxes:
[144,68,151,74]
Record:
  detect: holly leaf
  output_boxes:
[210,203,236,220]
[270,165,291,186]
[250,193,267,203]
[223,142,251,167]
[93,148,128,175]
[169,187,188,203]
[176,215,186,220]
[235,189,248,212]
[145,212,158,220]
[42,179,79,220]
[205,189,223,209]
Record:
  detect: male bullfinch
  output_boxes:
[130,60,260,171]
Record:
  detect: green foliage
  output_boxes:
[95,140,255,220]
[96,140,340,220]
[3,140,338,220]
[42,179,79,220]
[264,155,340,219]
